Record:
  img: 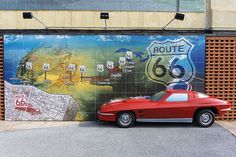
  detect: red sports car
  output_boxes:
[97,90,232,128]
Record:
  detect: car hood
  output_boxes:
[111,96,151,104]
[100,97,151,112]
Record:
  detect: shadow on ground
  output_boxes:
[79,121,198,128]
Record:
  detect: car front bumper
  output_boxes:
[97,110,116,122]
[218,107,232,116]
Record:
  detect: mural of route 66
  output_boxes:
[146,38,203,90]
[4,35,205,120]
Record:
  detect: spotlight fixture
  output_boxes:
[23,12,33,19]
[174,13,185,21]
[100,12,109,30]
[100,12,109,19]
[162,13,185,30]
[22,12,48,29]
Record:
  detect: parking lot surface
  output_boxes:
[0,122,235,157]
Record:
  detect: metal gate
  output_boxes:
[206,36,236,120]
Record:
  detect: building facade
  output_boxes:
[0,0,235,121]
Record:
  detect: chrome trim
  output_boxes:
[200,113,212,125]
[221,108,231,111]
[97,110,114,116]
[119,113,132,126]
[136,118,193,123]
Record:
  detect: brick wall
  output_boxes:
[206,36,236,120]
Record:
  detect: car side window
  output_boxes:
[165,93,188,102]
[197,92,209,98]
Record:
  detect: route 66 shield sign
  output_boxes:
[145,38,196,86]
[79,65,86,73]
[119,57,126,65]
[107,61,114,69]
[25,62,33,70]
[43,63,50,71]
[125,51,133,60]
[97,64,104,72]
[68,64,76,71]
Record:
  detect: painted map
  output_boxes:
[4,35,205,120]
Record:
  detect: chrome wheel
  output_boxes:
[195,109,215,127]
[117,112,135,128]
[119,113,132,126]
[200,113,212,125]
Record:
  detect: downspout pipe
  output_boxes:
[176,0,180,12]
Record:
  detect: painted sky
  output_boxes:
[4,35,206,83]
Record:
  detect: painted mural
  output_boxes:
[4,35,205,120]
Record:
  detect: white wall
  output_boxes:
[211,0,236,30]
[1,1,236,31]
[0,11,206,30]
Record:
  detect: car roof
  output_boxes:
[166,89,196,94]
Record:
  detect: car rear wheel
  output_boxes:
[117,112,135,128]
[195,109,215,127]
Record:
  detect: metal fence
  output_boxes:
[0,0,205,12]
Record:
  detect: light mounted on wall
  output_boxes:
[23,12,33,19]
[162,13,185,30]
[22,12,48,29]
[100,12,109,30]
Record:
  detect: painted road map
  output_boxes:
[4,35,205,120]
[5,81,78,120]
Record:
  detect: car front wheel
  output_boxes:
[195,109,215,127]
[116,112,135,128]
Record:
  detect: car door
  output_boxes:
[157,93,193,119]
[136,91,168,120]
[138,92,193,121]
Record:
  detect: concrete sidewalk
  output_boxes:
[0,121,79,132]
[216,121,236,137]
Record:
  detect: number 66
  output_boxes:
[152,57,185,78]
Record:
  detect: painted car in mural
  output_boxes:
[97,90,232,128]
[4,35,205,121]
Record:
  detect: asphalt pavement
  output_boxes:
[0,122,235,157]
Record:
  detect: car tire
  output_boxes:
[195,109,215,127]
[116,112,135,128]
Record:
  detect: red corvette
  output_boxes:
[97,90,232,128]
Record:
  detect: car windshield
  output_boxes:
[150,91,167,101]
